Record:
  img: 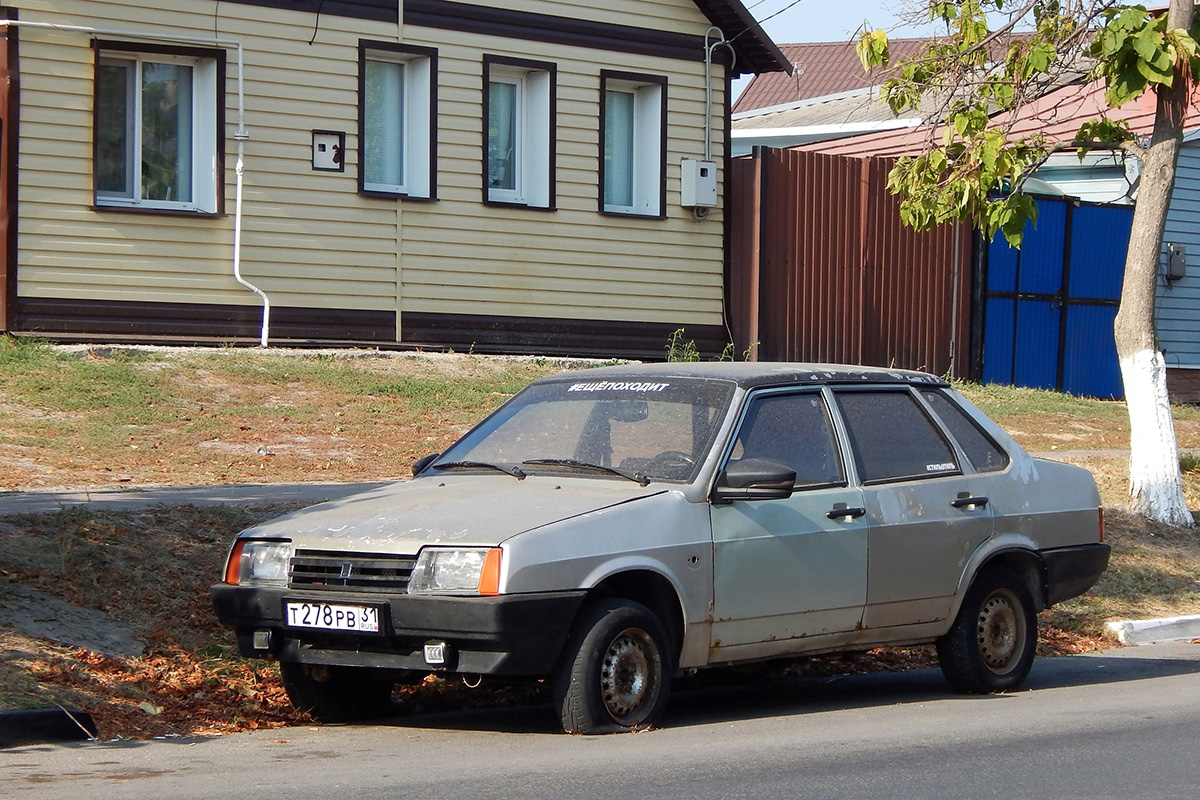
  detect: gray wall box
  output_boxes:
[680,159,718,207]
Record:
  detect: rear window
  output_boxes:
[920,389,1009,473]
[834,390,959,484]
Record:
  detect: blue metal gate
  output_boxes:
[981,198,1131,399]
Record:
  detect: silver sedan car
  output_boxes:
[212,363,1108,734]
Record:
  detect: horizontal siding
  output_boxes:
[12,0,727,338]
[1160,141,1200,370]
[14,0,401,313]
[491,0,714,38]
[400,25,724,324]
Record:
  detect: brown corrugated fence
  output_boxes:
[729,148,972,377]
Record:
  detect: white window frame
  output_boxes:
[601,71,666,218]
[360,42,436,199]
[94,46,220,214]
[484,56,554,209]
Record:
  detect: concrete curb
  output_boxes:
[0,708,98,748]
[1105,615,1200,645]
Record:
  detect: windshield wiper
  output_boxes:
[521,458,650,486]
[432,460,526,480]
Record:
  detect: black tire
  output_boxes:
[552,598,674,734]
[279,662,395,722]
[936,567,1038,693]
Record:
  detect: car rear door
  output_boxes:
[709,389,868,662]
[830,388,996,632]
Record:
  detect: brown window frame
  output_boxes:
[358,40,438,201]
[91,39,226,216]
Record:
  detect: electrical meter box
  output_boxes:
[1167,243,1187,281]
[681,159,718,208]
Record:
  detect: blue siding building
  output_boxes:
[1160,130,1200,401]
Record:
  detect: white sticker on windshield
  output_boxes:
[926,462,957,472]
[567,381,670,393]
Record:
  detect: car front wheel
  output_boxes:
[279,662,395,721]
[936,567,1038,693]
[552,598,673,734]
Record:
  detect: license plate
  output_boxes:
[284,601,380,633]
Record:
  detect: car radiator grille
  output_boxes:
[289,550,416,593]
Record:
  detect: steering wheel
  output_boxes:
[644,450,697,476]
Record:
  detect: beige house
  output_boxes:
[0,0,786,357]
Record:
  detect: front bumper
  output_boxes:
[1041,542,1111,606]
[210,584,588,676]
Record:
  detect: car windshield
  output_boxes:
[434,377,736,483]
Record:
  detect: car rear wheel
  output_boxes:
[279,662,395,721]
[552,598,673,734]
[937,567,1038,693]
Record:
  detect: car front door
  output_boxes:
[709,389,868,663]
[831,388,996,632]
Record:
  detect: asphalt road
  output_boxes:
[4,642,1199,800]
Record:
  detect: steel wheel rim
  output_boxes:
[599,627,660,724]
[976,588,1025,674]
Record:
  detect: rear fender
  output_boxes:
[949,535,1047,623]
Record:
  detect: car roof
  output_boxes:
[543,361,949,390]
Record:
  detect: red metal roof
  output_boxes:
[733,38,930,113]
[796,77,1200,158]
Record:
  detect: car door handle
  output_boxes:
[950,495,989,509]
[827,506,866,520]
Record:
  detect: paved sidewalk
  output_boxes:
[0,481,393,516]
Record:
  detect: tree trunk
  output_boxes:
[1112,0,1195,527]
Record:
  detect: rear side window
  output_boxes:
[920,389,1009,472]
[834,390,959,484]
[730,391,844,488]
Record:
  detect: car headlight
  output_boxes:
[408,547,502,595]
[225,539,292,586]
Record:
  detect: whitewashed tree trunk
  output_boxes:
[1121,350,1192,525]
[1113,0,1194,527]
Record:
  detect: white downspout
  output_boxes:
[0,20,270,346]
[228,44,268,346]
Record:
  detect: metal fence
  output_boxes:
[729,148,972,376]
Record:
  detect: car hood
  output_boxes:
[238,475,668,553]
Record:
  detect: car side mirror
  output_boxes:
[712,458,796,503]
[412,453,440,476]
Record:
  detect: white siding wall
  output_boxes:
[1158,133,1200,370]
[11,0,728,336]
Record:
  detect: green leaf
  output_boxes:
[856,29,890,71]
[1131,29,1165,62]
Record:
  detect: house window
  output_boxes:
[600,71,666,217]
[94,43,222,213]
[359,41,436,199]
[484,56,555,208]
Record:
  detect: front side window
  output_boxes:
[601,71,665,217]
[834,390,959,484]
[94,44,221,213]
[360,42,436,199]
[484,56,554,208]
[728,391,845,488]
